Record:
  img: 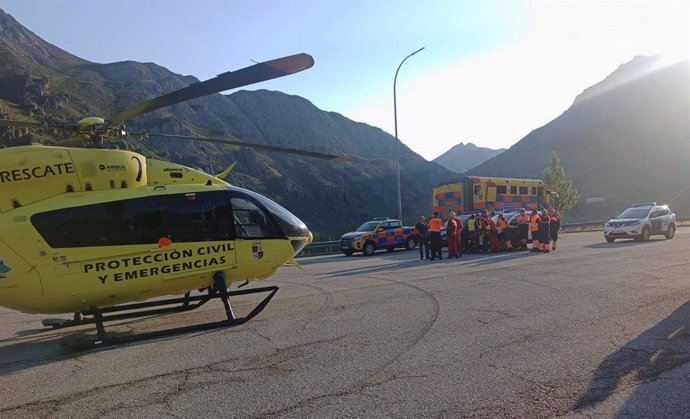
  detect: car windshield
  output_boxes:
[356,221,380,232]
[617,207,649,219]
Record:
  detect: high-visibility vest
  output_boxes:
[498,219,508,229]
[428,217,443,232]
[530,214,539,232]
[468,219,476,230]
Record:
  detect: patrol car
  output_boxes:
[339,217,417,256]
[604,202,676,242]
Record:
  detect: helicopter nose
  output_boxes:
[290,230,312,256]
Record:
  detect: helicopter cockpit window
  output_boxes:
[231,187,309,238]
[31,191,234,248]
[230,196,282,239]
[151,192,234,242]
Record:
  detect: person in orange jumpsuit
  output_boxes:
[450,211,463,257]
[446,215,458,258]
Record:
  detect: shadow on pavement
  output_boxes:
[586,238,667,249]
[571,301,690,415]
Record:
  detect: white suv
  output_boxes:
[604,203,676,243]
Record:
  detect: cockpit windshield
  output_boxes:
[230,187,309,238]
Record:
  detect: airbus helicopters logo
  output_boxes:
[99,164,127,171]
[0,260,11,279]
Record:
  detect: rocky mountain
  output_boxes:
[0,10,458,239]
[4,9,686,230]
[433,142,505,173]
[470,55,690,221]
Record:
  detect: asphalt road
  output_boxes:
[1,229,689,418]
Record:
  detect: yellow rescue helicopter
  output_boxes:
[0,53,347,348]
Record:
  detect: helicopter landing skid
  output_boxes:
[56,272,278,351]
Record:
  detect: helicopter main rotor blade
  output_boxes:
[144,133,351,162]
[110,53,314,125]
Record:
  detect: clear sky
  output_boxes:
[2,0,688,160]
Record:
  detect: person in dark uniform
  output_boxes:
[548,209,561,251]
[466,214,476,252]
[516,209,530,250]
[415,215,429,260]
[538,211,551,253]
[478,212,490,253]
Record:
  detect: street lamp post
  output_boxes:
[394,47,424,223]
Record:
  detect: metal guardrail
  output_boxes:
[298,217,690,257]
[298,241,342,257]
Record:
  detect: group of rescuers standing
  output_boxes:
[414,208,561,260]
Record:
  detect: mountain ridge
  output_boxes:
[2,9,687,230]
[432,142,506,174]
[470,56,689,220]
[0,9,457,238]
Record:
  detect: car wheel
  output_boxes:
[605,237,615,243]
[342,250,354,256]
[405,237,417,250]
[665,224,676,239]
[363,242,376,256]
[640,226,650,241]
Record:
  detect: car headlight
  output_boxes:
[353,235,362,241]
[628,220,641,226]
[604,222,611,227]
